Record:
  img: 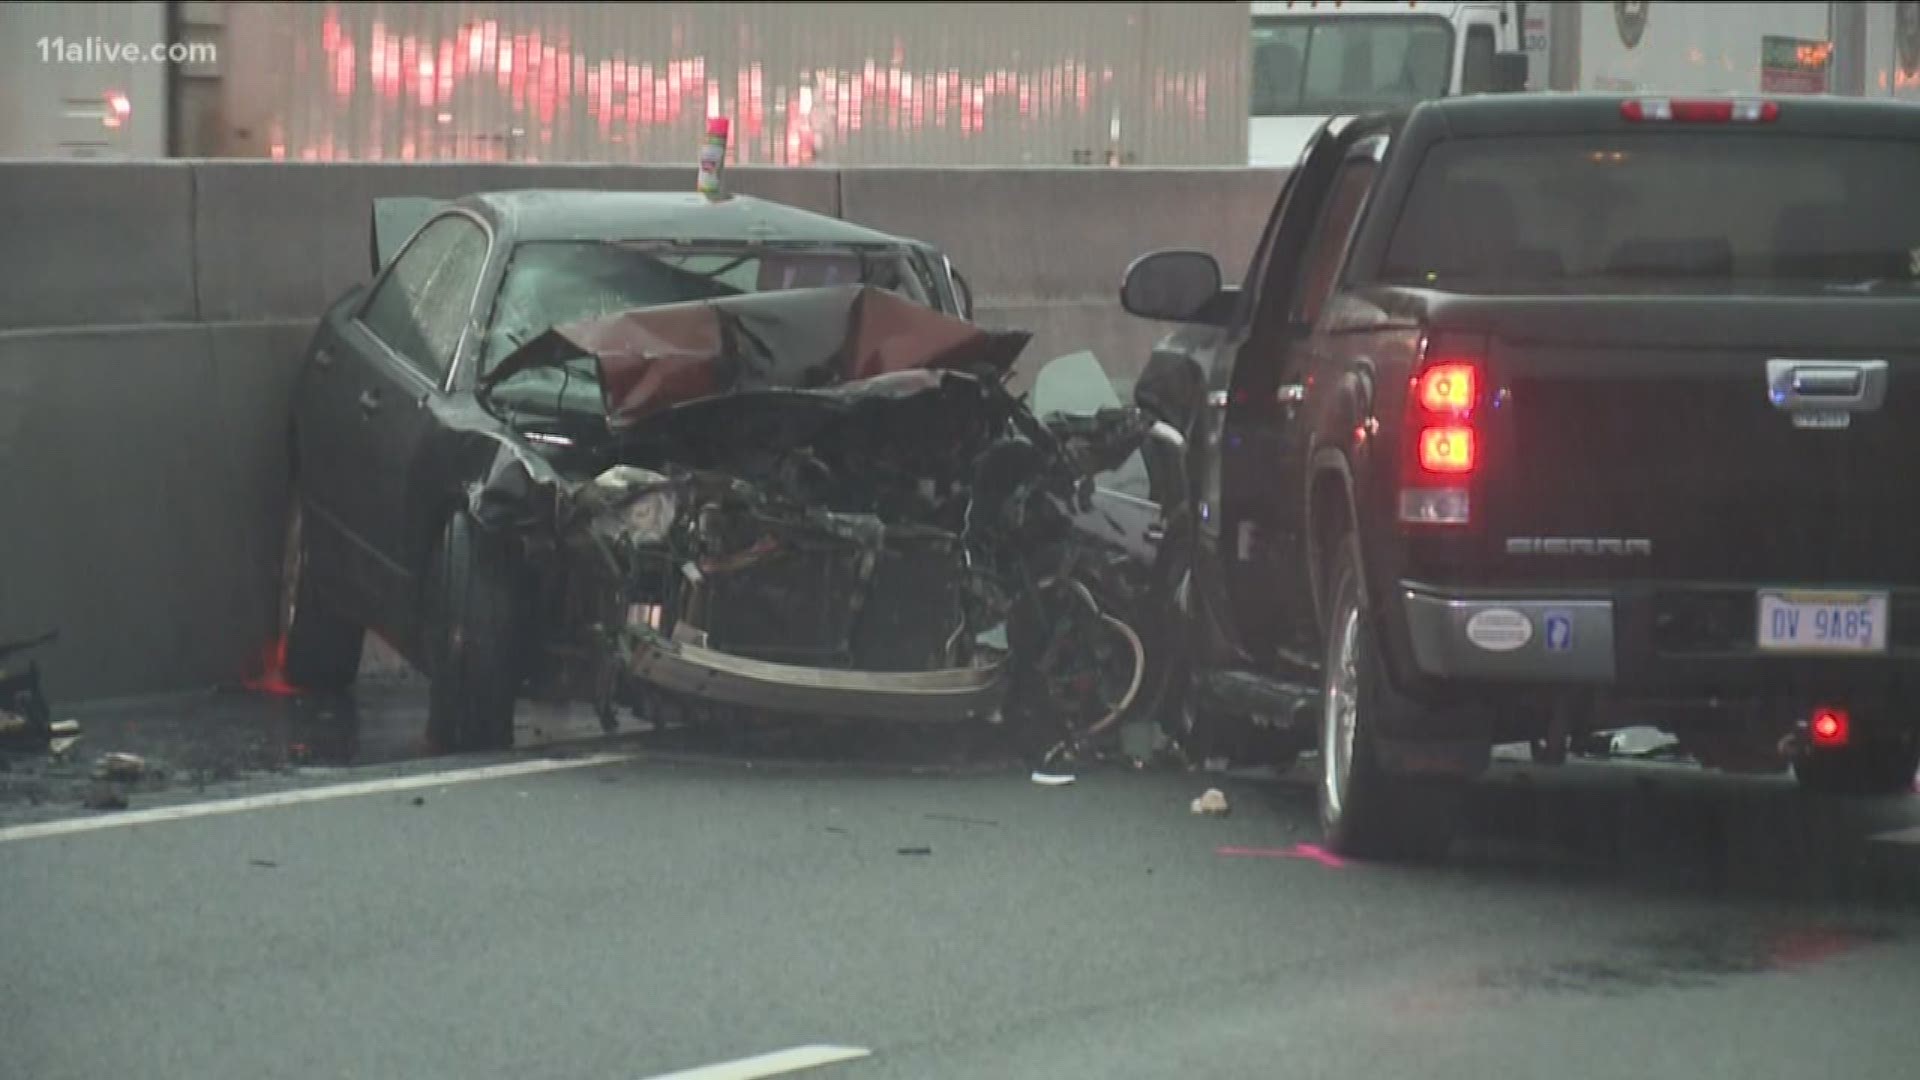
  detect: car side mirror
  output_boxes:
[1120,250,1224,324]
[1492,52,1529,92]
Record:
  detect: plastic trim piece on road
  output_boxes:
[640,1044,873,1079]
[0,752,636,845]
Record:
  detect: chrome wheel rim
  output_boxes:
[1322,604,1361,821]
[280,497,305,638]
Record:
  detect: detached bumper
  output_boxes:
[625,630,1009,723]
[1400,585,1615,683]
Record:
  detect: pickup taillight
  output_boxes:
[1398,336,1484,527]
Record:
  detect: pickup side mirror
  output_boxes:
[1492,51,1529,93]
[1121,250,1225,324]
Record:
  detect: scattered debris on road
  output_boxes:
[1190,788,1230,816]
[1031,771,1076,787]
[93,752,147,781]
[411,796,426,807]
[896,846,933,856]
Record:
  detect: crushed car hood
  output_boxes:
[482,284,1031,428]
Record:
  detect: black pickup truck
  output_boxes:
[1121,93,1920,859]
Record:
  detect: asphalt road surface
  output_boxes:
[8,694,1920,1080]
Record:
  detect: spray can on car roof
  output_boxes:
[697,117,730,201]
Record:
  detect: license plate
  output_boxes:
[1757,590,1889,653]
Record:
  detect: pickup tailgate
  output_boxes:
[1471,297,1920,586]
[1371,108,1920,667]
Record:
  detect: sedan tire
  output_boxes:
[423,512,525,753]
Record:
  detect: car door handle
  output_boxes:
[358,389,381,415]
[313,346,336,370]
[1145,522,1167,543]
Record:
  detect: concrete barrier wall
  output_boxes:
[0,161,1286,702]
[0,163,198,330]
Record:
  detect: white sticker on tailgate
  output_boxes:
[1757,590,1889,653]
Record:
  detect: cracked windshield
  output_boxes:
[7,2,1920,1078]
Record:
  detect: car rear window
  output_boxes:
[1379,134,1920,295]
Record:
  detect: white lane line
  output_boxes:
[0,752,636,845]
[641,1045,872,1080]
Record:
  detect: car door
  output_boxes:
[1171,121,1353,672]
[1211,122,1392,665]
[293,285,382,617]
[329,212,493,635]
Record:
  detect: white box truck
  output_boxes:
[1247,1,1533,166]
[1547,1,1919,103]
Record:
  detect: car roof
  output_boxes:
[458,189,919,246]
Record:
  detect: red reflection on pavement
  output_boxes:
[1217,844,1349,869]
[244,638,301,698]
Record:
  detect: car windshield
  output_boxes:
[480,239,937,374]
[1379,133,1920,295]
[1252,15,1454,117]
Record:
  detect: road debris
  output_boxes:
[896,846,933,856]
[93,752,147,781]
[48,735,80,756]
[1031,771,1076,787]
[1190,788,1231,816]
[411,796,426,807]
[249,859,279,869]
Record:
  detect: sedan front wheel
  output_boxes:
[422,512,526,753]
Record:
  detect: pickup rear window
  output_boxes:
[1380,134,1920,295]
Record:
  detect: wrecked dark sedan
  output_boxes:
[280,189,1170,756]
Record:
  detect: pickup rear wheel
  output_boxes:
[422,512,525,753]
[279,487,364,692]
[1793,739,1920,797]
[1319,535,1460,861]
